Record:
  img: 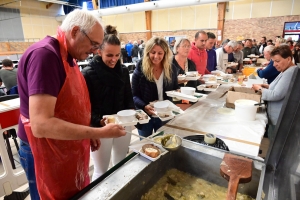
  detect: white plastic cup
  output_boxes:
[234,99,259,121]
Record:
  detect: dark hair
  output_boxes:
[195,30,207,39]
[140,40,144,44]
[287,41,293,45]
[207,32,216,39]
[267,39,273,43]
[245,39,252,42]
[295,42,300,47]
[222,39,230,45]
[262,36,266,41]
[100,25,120,49]
[2,59,13,67]
[271,45,293,59]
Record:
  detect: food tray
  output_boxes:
[132,142,168,162]
[165,91,206,102]
[103,110,150,126]
[151,100,185,115]
[154,111,175,121]
[135,109,150,124]
[197,84,220,92]
[184,75,201,81]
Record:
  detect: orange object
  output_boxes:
[242,67,256,76]
[21,28,91,199]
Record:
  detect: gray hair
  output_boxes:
[227,41,238,48]
[173,38,190,54]
[264,45,275,52]
[60,9,103,34]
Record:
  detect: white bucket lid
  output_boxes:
[234,99,259,107]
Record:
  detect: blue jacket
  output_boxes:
[206,49,217,72]
[257,60,280,84]
[125,43,133,56]
[132,60,179,110]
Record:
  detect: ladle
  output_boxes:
[125,131,163,146]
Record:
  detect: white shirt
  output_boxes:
[216,48,228,72]
[155,70,164,101]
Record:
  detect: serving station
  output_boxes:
[73,68,299,200]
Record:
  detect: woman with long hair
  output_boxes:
[132,37,179,137]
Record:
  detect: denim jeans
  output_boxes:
[138,117,162,138]
[18,140,40,200]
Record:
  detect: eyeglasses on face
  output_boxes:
[81,30,101,50]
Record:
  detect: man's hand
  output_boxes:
[90,139,101,151]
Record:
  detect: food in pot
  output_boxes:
[136,111,148,120]
[107,116,115,124]
[141,168,255,200]
[142,144,160,158]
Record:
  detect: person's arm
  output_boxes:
[257,61,279,79]
[131,66,147,109]
[261,67,296,102]
[29,94,125,140]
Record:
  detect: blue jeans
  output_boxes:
[138,117,162,138]
[19,140,40,200]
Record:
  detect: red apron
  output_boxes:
[21,28,91,199]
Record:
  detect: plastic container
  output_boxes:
[154,101,169,112]
[117,110,136,122]
[234,99,259,121]
[180,87,195,95]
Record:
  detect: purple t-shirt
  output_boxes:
[17,36,74,143]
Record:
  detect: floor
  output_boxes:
[0,128,269,200]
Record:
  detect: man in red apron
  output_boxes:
[17,9,126,199]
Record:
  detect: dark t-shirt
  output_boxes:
[0,68,17,90]
[17,36,74,142]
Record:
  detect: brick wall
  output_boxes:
[223,15,300,42]
[119,29,217,43]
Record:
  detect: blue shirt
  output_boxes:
[257,60,280,84]
[125,43,133,56]
[206,49,217,72]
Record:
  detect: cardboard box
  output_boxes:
[225,87,261,108]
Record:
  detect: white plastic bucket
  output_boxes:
[234,99,259,121]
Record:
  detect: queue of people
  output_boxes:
[14,8,299,200]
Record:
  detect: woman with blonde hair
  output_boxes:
[132,37,179,137]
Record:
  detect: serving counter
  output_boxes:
[74,67,300,200]
[160,85,267,159]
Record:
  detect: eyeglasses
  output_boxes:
[81,30,101,50]
[180,45,191,49]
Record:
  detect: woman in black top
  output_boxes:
[172,38,198,89]
[81,25,134,181]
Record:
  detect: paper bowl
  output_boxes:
[117,110,136,122]
[154,101,169,112]
[180,87,195,96]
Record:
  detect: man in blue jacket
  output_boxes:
[256,45,280,84]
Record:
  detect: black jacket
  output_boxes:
[131,59,179,110]
[131,45,140,58]
[172,57,199,89]
[81,55,135,127]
